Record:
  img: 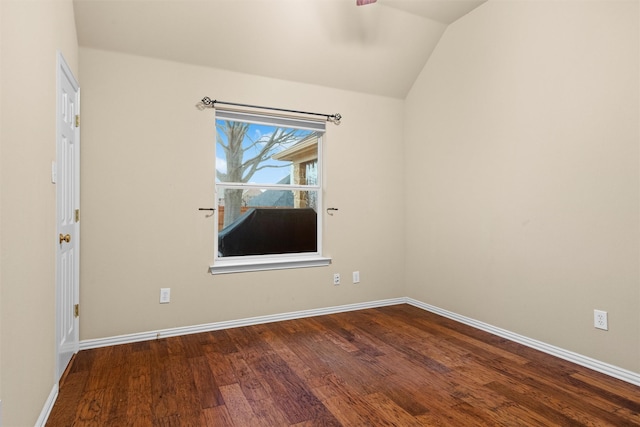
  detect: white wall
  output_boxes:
[404,0,639,372]
[0,1,78,424]
[78,48,405,340]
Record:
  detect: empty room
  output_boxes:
[1,0,639,425]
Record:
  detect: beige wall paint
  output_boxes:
[0,0,78,424]
[78,47,405,340]
[404,0,639,372]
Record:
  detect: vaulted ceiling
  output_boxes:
[73,0,486,99]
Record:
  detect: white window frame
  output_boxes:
[209,109,331,274]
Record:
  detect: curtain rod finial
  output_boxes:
[201,97,215,107]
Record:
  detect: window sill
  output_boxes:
[209,255,331,275]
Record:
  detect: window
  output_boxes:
[210,110,331,274]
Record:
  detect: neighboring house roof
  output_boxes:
[246,175,293,207]
[272,134,318,164]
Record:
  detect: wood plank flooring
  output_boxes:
[46,304,640,426]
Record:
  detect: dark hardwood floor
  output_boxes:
[47,304,640,426]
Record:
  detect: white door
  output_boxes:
[56,52,80,381]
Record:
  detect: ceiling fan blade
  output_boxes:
[356,0,377,5]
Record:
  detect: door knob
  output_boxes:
[59,233,71,244]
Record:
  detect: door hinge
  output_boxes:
[74,304,79,318]
[75,209,80,223]
[75,115,80,128]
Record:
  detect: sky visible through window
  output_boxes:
[216,120,313,185]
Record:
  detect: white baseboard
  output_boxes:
[79,298,406,350]
[35,384,58,427]
[405,297,640,387]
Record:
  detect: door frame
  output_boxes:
[55,51,80,382]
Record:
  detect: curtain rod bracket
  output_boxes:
[200,97,341,125]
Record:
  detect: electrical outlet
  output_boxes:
[353,271,360,284]
[594,309,608,330]
[333,273,340,286]
[160,288,171,304]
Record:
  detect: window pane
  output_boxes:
[213,112,325,265]
[217,188,318,257]
[216,120,319,186]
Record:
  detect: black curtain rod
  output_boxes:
[201,97,342,125]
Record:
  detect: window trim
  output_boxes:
[215,109,327,132]
[209,254,331,275]
[211,109,329,274]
